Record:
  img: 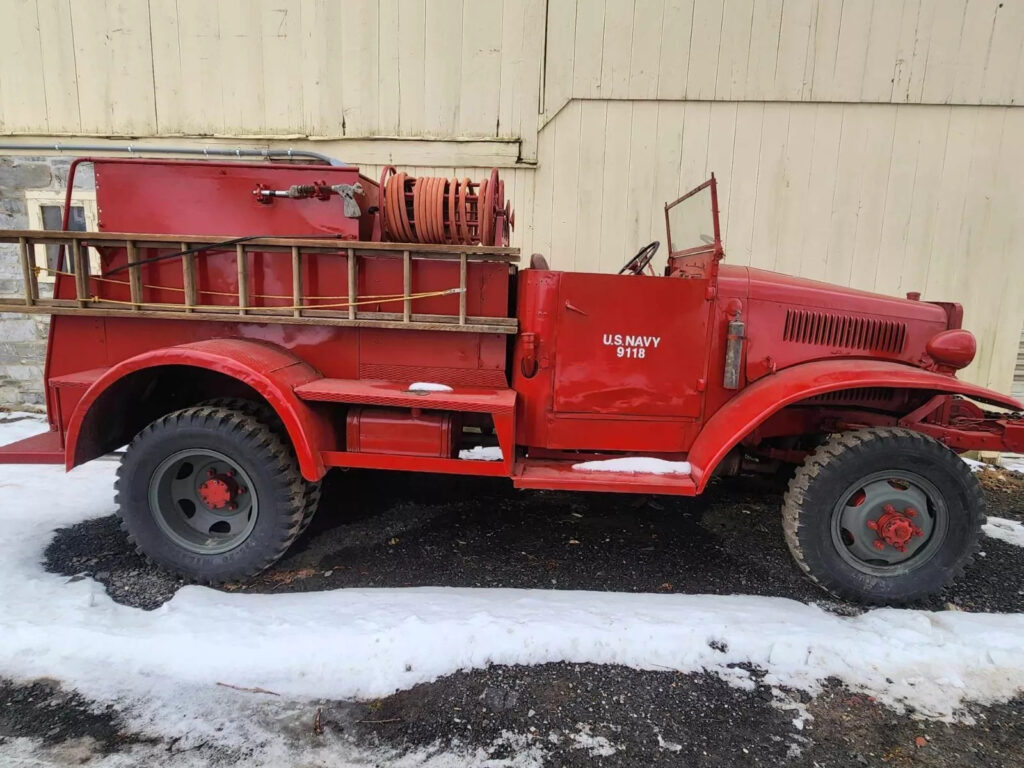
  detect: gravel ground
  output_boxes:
[43,465,1024,614]
[4,464,1022,765]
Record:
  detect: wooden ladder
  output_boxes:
[0,230,519,335]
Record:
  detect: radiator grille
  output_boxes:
[783,310,907,354]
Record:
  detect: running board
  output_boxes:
[513,459,697,496]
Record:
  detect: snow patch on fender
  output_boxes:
[573,457,691,475]
[408,382,454,393]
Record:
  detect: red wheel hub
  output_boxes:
[867,505,924,552]
[198,473,243,510]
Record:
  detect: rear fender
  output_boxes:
[65,339,330,481]
[687,359,1023,492]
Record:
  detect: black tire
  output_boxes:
[198,397,322,537]
[782,427,984,605]
[115,406,307,583]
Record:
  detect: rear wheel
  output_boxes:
[782,428,984,604]
[115,406,307,583]
[198,397,322,537]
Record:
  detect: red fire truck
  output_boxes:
[1,156,1021,604]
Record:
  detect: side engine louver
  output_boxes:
[783,310,907,354]
[808,387,895,403]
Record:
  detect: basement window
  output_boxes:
[25,190,99,282]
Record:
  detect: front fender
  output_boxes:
[687,360,1023,492]
[65,339,330,481]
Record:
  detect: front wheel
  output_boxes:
[782,428,984,605]
[115,406,307,583]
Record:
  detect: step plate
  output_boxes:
[513,459,696,496]
[0,430,64,464]
[295,378,515,414]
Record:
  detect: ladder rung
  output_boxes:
[18,237,36,306]
[402,250,411,322]
[126,240,142,310]
[292,246,302,318]
[347,248,356,320]
[236,243,249,315]
[182,242,196,312]
[72,240,89,307]
[459,253,467,325]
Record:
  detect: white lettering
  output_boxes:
[601,333,661,348]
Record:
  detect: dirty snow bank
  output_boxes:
[572,457,691,475]
[962,455,1024,475]
[1,413,1024,754]
[983,517,1024,548]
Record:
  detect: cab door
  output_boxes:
[551,271,711,418]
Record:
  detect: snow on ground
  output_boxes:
[573,457,691,475]
[962,454,1024,475]
[1001,456,1024,474]
[983,517,1024,548]
[458,446,504,461]
[0,411,51,442]
[408,382,454,393]
[2,413,1024,762]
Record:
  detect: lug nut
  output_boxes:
[904,507,917,517]
[228,502,237,510]
[226,470,234,478]
[882,504,896,514]
[207,469,216,477]
[873,540,885,550]
[239,487,247,495]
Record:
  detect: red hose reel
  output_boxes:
[379,166,514,246]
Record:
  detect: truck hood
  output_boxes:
[718,265,953,382]
[719,265,949,324]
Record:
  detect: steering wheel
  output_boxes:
[618,241,660,275]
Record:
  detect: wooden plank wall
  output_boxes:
[0,0,546,158]
[542,0,1024,116]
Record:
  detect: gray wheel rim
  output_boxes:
[148,448,258,555]
[830,469,947,576]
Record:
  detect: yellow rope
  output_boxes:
[88,288,462,312]
[34,265,462,312]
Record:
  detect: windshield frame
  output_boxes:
[663,175,723,259]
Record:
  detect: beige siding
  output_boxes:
[541,0,1024,119]
[0,0,545,154]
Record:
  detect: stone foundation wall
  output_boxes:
[0,156,95,407]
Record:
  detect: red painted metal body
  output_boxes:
[3,161,1022,492]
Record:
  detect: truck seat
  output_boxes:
[530,253,550,270]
